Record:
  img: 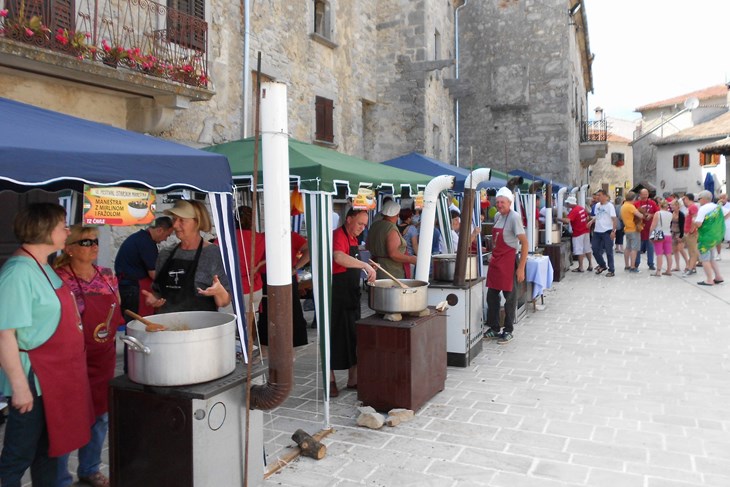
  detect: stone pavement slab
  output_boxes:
[262,257,730,486]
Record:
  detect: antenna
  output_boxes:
[684,97,699,110]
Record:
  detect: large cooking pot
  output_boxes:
[121,311,236,386]
[432,253,479,281]
[368,279,429,314]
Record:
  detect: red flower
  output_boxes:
[0,9,8,17]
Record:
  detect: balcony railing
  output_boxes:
[0,0,209,88]
[580,119,607,142]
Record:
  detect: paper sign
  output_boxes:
[352,187,376,210]
[83,185,156,226]
[413,191,424,210]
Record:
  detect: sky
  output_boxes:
[584,0,730,121]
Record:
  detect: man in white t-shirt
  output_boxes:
[589,189,617,277]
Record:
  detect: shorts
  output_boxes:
[684,232,698,256]
[652,236,672,255]
[624,232,641,251]
[699,247,717,262]
[571,233,591,255]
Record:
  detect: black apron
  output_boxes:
[155,239,217,313]
[330,227,361,370]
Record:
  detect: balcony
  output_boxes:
[0,0,213,130]
[579,119,608,165]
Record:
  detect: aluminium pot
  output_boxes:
[432,253,479,281]
[367,279,429,314]
[121,311,236,386]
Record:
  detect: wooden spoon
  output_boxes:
[368,259,409,289]
[124,309,166,332]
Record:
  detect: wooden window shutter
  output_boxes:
[167,0,207,52]
[315,96,334,143]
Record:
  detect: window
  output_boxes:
[434,30,441,60]
[313,0,331,39]
[699,152,721,167]
[432,124,441,156]
[315,96,334,143]
[673,154,689,170]
[5,0,74,33]
[610,152,624,167]
[167,0,207,52]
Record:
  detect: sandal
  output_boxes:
[697,281,713,286]
[79,472,110,487]
[329,381,339,397]
[714,279,724,284]
[587,267,593,271]
[571,268,584,273]
[663,271,672,276]
[595,266,605,275]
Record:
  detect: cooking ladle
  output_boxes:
[368,259,409,289]
[124,309,166,332]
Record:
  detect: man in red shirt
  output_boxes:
[561,196,592,272]
[633,189,659,270]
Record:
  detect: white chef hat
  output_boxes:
[495,187,514,203]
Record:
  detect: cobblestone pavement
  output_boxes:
[262,257,730,487]
[4,257,730,486]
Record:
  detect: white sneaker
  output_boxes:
[715,255,722,261]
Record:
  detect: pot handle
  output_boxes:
[120,335,151,355]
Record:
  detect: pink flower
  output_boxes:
[25,28,33,36]
[0,9,8,17]
[85,32,91,38]
[102,39,111,52]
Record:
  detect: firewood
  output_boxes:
[291,428,326,460]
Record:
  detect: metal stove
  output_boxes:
[427,277,484,367]
[109,363,264,487]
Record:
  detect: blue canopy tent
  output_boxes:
[381,152,506,191]
[0,97,249,359]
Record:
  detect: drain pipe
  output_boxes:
[454,0,468,167]
[241,0,251,138]
[415,175,456,282]
[556,187,568,220]
[578,184,589,211]
[250,82,294,410]
[453,168,490,286]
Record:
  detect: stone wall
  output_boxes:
[457,0,587,185]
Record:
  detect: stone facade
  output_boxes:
[456,0,590,185]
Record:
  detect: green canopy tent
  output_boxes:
[203,137,432,427]
[204,137,431,193]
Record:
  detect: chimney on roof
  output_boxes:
[594,107,604,120]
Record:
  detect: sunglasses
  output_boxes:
[72,238,99,247]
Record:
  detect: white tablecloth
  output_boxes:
[526,255,553,299]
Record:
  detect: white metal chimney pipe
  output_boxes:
[464,168,491,190]
[415,175,455,282]
[260,82,292,286]
[579,184,589,211]
[556,187,568,220]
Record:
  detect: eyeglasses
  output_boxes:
[72,238,99,247]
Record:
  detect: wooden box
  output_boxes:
[356,308,446,412]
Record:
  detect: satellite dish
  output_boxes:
[684,97,699,110]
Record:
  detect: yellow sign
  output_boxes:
[83,185,156,226]
[414,191,424,210]
[352,187,376,210]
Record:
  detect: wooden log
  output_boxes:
[264,428,333,479]
[291,428,326,460]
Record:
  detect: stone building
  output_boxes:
[455,0,599,185]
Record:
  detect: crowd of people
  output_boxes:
[561,188,730,286]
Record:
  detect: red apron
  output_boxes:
[486,226,517,292]
[21,249,94,457]
[138,276,155,316]
[71,268,124,415]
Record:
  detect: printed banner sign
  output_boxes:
[413,191,424,210]
[83,185,156,226]
[352,187,376,210]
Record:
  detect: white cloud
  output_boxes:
[584,0,730,120]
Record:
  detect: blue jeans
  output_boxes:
[591,230,615,273]
[0,384,57,487]
[56,414,108,487]
[634,239,655,268]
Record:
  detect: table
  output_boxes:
[526,255,553,300]
[357,307,446,412]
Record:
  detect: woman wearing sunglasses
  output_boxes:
[53,225,124,487]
